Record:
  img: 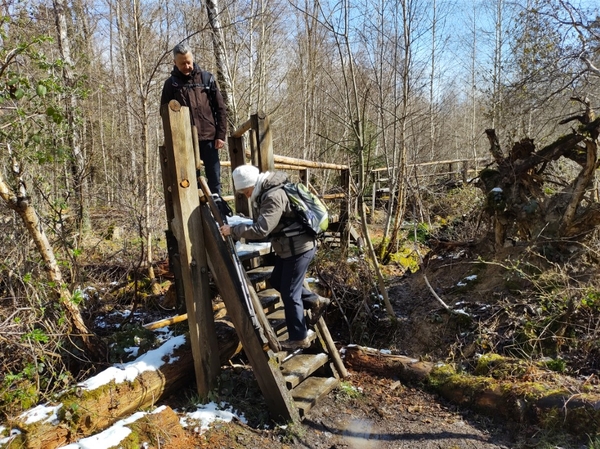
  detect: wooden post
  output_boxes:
[227,135,251,217]
[254,111,274,172]
[299,168,308,185]
[339,168,351,250]
[160,100,220,398]
[159,145,186,312]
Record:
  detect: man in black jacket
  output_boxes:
[161,42,227,195]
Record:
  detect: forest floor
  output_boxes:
[128,240,592,449]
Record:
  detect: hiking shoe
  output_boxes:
[308,296,330,325]
[280,337,311,351]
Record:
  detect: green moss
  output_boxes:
[389,247,420,273]
[474,354,528,379]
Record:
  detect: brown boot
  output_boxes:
[280,337,311,350]
[308,296,330,325]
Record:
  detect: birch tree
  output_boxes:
[52,0,90,235]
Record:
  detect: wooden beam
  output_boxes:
[159,145,185,312]
[227,134,250,217]
[231,117,252,138]
[160,100,221,398]
[254,112,274,172]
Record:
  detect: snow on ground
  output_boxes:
[58,408,161,449]
[79,333,186,390]
[180,402,246,432]
[49,403,244,449]
[0,327,244,449]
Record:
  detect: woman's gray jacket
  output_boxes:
[230,171,315,259]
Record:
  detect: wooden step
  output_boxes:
[257,288,280,310]
[265,305,286,332]
[246,266,273,285]
[292,376,339,418]
[277,328,316,345]
[281,353,329,389]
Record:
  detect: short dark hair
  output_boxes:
[173,42,192,58]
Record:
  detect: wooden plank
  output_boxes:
[227,135,250,217]
[246,265,274,284]
[199,204,300,422]
[281,353,329,389]
[315,316,348,379]
[231,117,253,138]
[160,101,220,397]
[159,145,186,312]
[292,377,339,418]
[257,288,280,309]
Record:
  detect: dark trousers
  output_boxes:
[200,140,221,195]
[270,245,317,341]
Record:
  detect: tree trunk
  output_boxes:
[6,323,239,449]
[52,0,90,236]
[205,0,237,127]
[0,170,105,359]
[344,346,600,435]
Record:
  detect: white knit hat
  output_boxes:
[232,165,260,191]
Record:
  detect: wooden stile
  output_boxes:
[160,100,220,398]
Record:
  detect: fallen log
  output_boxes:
[343,346,600,435]
[4,321,240,449]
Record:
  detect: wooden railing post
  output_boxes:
[227,134,250,217]
[339,168,351,251]
[253,111,274,172]
[160,100,220,398]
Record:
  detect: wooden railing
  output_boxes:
[227,112,352,247]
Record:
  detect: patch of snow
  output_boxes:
[58,409,150,449]
[124,347,139,358]
[380,349,391,355]
[491,187,503,193]
[0,427,21,446]
[180,402,245,434]
[78,335,186,390]
[19,403,62,425]
[453,309,471,317]
[154,326,175,343]
[464,275,477,281]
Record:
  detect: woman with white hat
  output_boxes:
[220,165,329,350]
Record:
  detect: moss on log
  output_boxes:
[344,346,600,435]
[4,321,240,449]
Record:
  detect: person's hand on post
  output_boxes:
[220,224,231,237]
[215,139,225,149]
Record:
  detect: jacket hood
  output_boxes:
[261,171,288,192]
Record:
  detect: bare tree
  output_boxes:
[52,0,91,236]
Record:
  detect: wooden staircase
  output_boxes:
[200,179,347,422]
[246,265,346,418]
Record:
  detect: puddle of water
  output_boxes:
[341,418,380,449]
